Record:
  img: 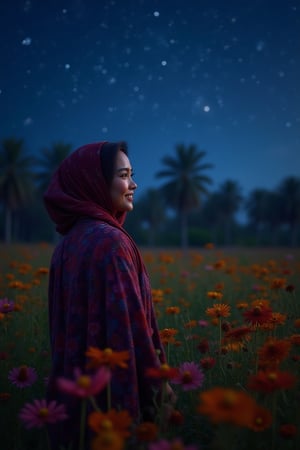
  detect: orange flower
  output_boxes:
[165,306,180,315]
[86,347,130,370]
[135,421,158,442]
[197,387,257,427]
[35,267,49,276]
[152,289,164,304]
[5,273,15,280]
[236,302,249,310]
[224,326,252,343]
[207,291,223,300]
[294,318,300,328]
[159,328,178,344]
[258,338,291,367]
[18,263,32,274]
[289,334,300,346]
[88,409,132,438]
[247,405,272,431]
[159,253,174,264]
[213,259,226,270]
[8,280,24,289]
[184,320,198,329]
[206,304,231,319]
[260,312,287,329]
[247,370,296,393]
[91,429,124,450]
[146,363,179,380]
[270,277,287,289]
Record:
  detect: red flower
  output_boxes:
[243,304,273,326]
[247,370,296,393]
[200,357,216,370]
[168,409,184,425]
[197,339,210,354]
[146,364,178,380]
[279,424,298,439]
[258,338,291,368]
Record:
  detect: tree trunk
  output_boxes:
[180,211,188,251]
[4,207,12,244]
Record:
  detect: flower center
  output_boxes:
[101,419,113,431]
[104,348,112,355]
[253,306,262,315]
[267,372,277,381]
[38,408,49,418]
[17,366,29,381]
[77,375,91,388]
[171,443,184,450]
[182,371,192,383]
[222,391,237,406]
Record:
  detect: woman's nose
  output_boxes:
[130,178,137,189]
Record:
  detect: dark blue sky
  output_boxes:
[1,0,300,198]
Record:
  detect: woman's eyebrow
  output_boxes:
[116,167,133,173]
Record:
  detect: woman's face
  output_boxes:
[110,150,137,213]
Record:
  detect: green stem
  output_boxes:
[219,318,222,351]
[79,399,87,450]
[107,381,111,410]
[271,393,278,450]
[89,395,100,412]
[158,380,167,436]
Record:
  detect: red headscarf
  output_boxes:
[43,142,127,235]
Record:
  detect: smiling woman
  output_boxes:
[43,141,175,450]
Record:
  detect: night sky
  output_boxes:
[1,0,300,199]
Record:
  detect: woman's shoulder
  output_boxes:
[80,219,132,249]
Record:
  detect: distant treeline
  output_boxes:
[1,138,299,247]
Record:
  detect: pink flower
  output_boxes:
[19,399,68,429]
[8,366,38,388]
[56,366,111,398]
[198,320,209,328]
[170,362,204,391]
[148,438,198,450]
[0,298,15,313]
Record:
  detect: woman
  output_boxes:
[44,141,172,449]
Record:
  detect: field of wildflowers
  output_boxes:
[0,243,299,450]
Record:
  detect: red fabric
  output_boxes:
[43,142,126,235]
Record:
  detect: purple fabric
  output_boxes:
[44,143,166,449]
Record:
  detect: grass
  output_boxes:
[0,243,300,449]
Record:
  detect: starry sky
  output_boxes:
[1,0,300,199]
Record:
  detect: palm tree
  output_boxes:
[245,189,283,246]
[34,141,72,193]
[216,180,243,245]
[277,176,300,247]
[134,188,166,246]
[0,138,34,243]
[155,143,213,249]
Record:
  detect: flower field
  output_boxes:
[0,243,299,450]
